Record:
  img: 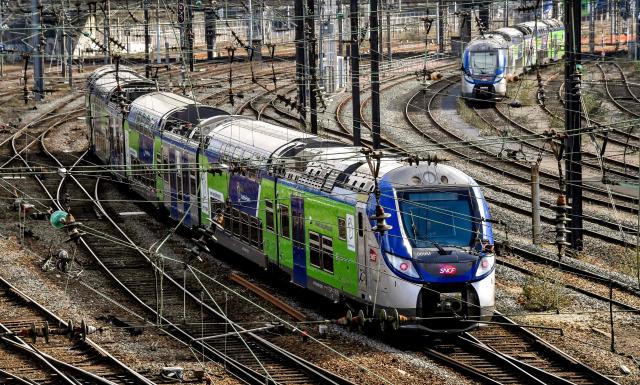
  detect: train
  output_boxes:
[86,65,496,333]
[461,18,565,101]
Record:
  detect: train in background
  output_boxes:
[462,18,565,101]
[86,65,496,334]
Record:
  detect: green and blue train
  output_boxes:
[86,65,496,333]
[462,18,565,101]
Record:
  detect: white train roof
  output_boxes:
[87,65,153,99]
[128,92,227,132]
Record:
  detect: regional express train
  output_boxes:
[86,65,496,333]
[462,18,564,101]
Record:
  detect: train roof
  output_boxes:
[87,65,154,99]
[514,20,549,35]
[202,117,427,194]
[543,18,564,30]
[493,27,523,42]
[128,91,227,131]
[466,33,508,50]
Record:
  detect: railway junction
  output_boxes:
[0,1,638,384]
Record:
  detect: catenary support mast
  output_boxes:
[564,0,583,249]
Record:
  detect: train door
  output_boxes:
[291,195,306,287]
[111,117,124,176]
[169,148,179,219]
[356,203,368,299]
[182,151,192,227]
[161,145,171,212]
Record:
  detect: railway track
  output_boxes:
[540,69,640,153]
[596,61,640,119]
[423,317,620,384]
[0,276,157,385]
[473,103,639,181]
[403,78,636,247]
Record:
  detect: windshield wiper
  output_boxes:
[409,210,447,255]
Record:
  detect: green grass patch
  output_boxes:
[521,270,571,312]
[582,91,605,118]
[506,79,537,106]
[456,99,493,135]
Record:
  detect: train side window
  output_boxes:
[338,218,346,240]
[250,217,262,248]
[265,200,274,231]
[232,208,240,236]
[321,236,334,273]
[279,204,290,238]
[163,157,170,182]
[182,167,190,198]
[357,212,364,237]
[241,212,250,242]
[210,198,224,218]
[190,171,197,199]
[309,232,321,267]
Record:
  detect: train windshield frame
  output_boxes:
[469,50,498,75]
[397,189,479,249]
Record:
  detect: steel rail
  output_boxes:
[503,245,640,297]
[478,104,639,181]
[596,62,640,118]
[6,113,158,385]
[471,313,621,385]
[404,78,637,247]
[542,70,640,150]
[420,77,638,209]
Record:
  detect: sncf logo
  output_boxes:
[439,265,457,275]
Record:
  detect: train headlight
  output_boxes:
[387,253,420,279]
[475,255,495,277]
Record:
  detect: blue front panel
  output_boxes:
[291,196,307,287]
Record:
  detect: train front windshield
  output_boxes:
[398,190,476,248]
[469,51,498,75]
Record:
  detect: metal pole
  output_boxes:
[565,0,583,250]
[504,0,508,27]
[319,1,324,85]
[32,0,44,101]
[386,1,391,61]
[205,8,215,60]
[105,0,111,64]
[590,0,595,54]
[609,280,615,352]
[60,15,66,78]
[187,0,194,71]
[307,0,318,134]
[437,0,444,53]
[370,0,381,149]
[350,0,362,146]
[249,0,253,49]
[144,0,150,77]
[156,0,161,63]
[338,2,343,56]
[67,31,73,87]
[636,0,640,59]
[295,0,307,126]
[531,164,541,244]
[0,0,3,78]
